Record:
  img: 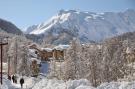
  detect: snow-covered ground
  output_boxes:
[1,76,39,89]
[32,78,93,89]
[2,76,135,89]
[32,79,135,89]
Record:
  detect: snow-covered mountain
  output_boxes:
[25,9,135,44]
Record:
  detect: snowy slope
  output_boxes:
[25,9,135,44]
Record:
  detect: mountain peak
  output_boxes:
[58,9,80,15]
[58,9,67,14]
[25,9,135,44]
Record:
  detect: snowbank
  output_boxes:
[0,83,8,89]
[32,79,94,89]
[32,78,135,89]
[66,79,91,89]
[119,81,135,89]
[0,77,13,89]
[97,81,135,89]
[76,85,96,89]
[97,82,120,89]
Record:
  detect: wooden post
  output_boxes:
[1,44,2,84]
[0,37,8,84]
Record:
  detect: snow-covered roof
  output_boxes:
[53,45,69,51]
[29,49,37,58]
[41,48,53,52]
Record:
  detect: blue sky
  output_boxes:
[0,0,135,31]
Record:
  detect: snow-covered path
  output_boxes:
[11,77,38,89]
[11,82,28,89]
[1,76,39,89]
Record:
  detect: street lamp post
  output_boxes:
[0,36,8,84]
